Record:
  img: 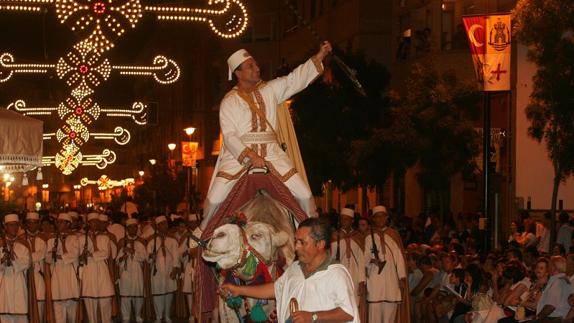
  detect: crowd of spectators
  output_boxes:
[320,208,574,322]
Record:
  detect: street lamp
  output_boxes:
[184,127,196,137]
[167,143,177,178]
[183,127,196,214]
[138,170,145,177]
[74,185,81,206]
[149,159,157,165]
[41,184,49,203]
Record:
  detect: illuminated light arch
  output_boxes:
[0,0,249,174]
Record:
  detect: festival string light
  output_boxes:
[2,51,180,86]
[1,0,249,52]
[113,55,180,84]
[80,174,134,189]
[1,0,249,174]
[43,148,117,174]
[0,53,54,83]
[44,126,131,145]
[8,99,147,124]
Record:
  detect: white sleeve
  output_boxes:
[62,236,79,265]
[134,241,147,263]
[32,238,46,264]
[91,236,109,262]
[363,236,373,269]
[12,243,31,273]
[266,57,323,103]
[387,236,407,280]
[220,95,251,163]
[354,242,366,283]
[327,266,358,320]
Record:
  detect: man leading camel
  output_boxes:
[220,217,358,323]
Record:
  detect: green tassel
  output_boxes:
[250,303,268,322]
[226,296,243,309]
[243,253,258,277]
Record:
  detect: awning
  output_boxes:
[0,108,43,172]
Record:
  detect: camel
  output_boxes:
[203,221,290,322]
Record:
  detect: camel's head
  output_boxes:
[202,221,289,270]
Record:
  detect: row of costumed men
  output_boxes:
[0,211,197,323]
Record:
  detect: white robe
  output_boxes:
[330,232,366,300]
[146,235,178,295]
[177,240,195,295]
[117,236,146,297]
[363,230,407,302]
[274,261,359,323]
[0,241,31,315]
[77,234,115,298]
[24,233,46,301]
[201,57,324,228]
[46,234,80,301]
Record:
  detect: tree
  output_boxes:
[351,91,421,209]
[401,62,481,217]
[514,0,574,244]
[291,48,392,194]
[133,165,185,214]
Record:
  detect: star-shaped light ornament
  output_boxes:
[57,96,101,125]
[56,118,90,147]
[57,43,111,99]
[55,144,83,175]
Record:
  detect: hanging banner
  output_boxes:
[181,141,198,167]
[463,14,511,91]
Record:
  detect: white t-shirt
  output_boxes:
[274,260,359,323]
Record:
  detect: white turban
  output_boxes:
[227,49,252,80]
[372,205,388,215]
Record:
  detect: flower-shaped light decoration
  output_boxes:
[55,0,143,52]
[57,96,101,125]
[97,174,112,189]
[56,117,90,147]
[55,144,83,175]
[57,43,111,100]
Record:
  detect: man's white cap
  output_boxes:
[154,215,167,224]
[4,214,19,224]
[26,212,40,221]
[99,214,109,222]
[87,213,99,221]
[372,205,388,215]
[227,49,252,80]
[126,218,138,226]
[340,208,354,219]
[58,213,72,222]
[68,211,79,219]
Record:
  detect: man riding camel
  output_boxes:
[200,41,333,231]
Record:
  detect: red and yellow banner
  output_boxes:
[463,14,511,91]
[181,141,198,167]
